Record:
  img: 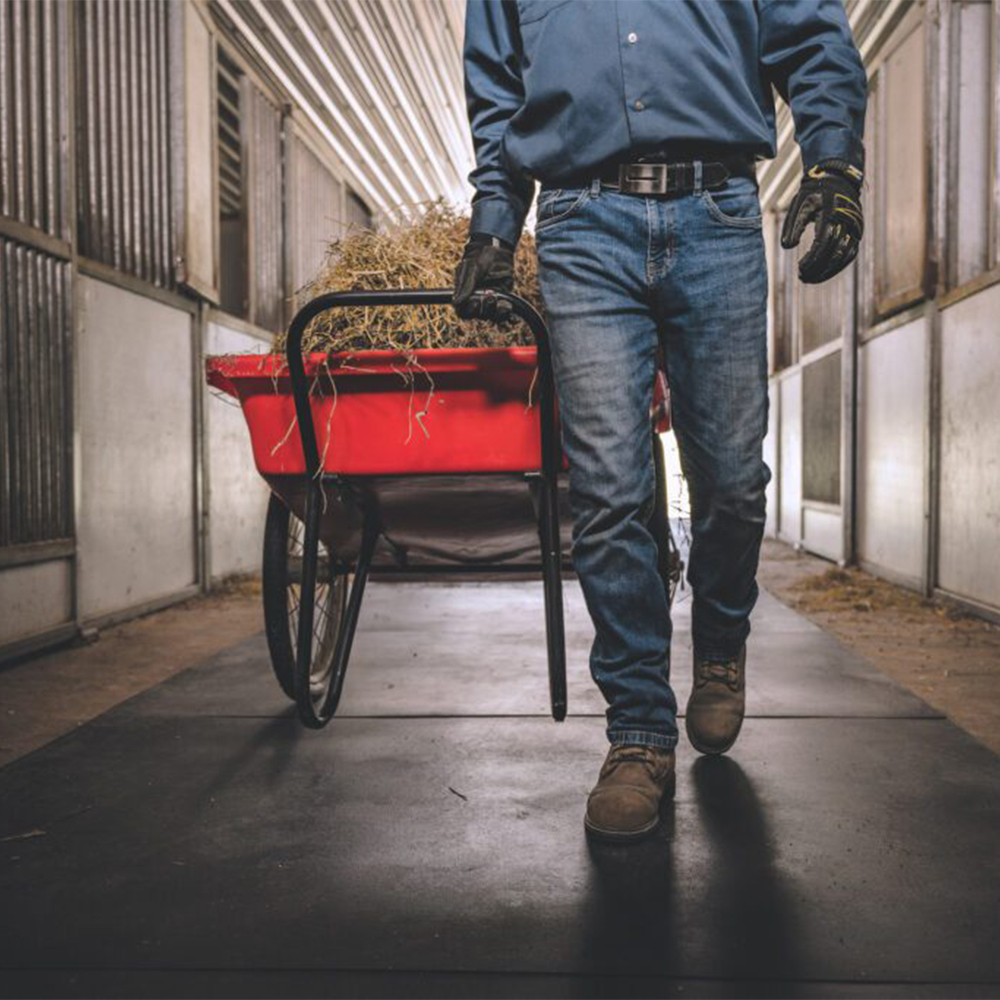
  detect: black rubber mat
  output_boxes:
[1,717,999,989]
[111,582,937,720]
[2,582,995,999]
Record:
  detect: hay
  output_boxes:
[274,196,545,355]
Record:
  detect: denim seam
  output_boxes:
[608,730,678,750]
[645,197,655,286]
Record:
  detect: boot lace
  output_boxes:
[696,657,742,690]
[605,744,662,775]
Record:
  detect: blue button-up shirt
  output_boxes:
[464,0,868,246]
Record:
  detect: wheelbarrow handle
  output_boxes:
[283,289,556,482]
[283,288,567,723]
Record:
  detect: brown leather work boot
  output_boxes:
[685,645,746,755]
[584,743,676,842]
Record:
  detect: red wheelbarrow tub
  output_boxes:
[206,346,562,477]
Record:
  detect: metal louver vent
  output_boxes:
[217,48,243,221]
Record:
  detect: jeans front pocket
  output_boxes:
[535,186,590,232]
[701,176,763,229]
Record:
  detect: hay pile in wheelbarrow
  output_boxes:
[273,196,544,354]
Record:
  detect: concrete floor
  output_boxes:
[2,578,1000,998]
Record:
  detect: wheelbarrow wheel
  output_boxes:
[651,430,683,609]
[262,493,349,704]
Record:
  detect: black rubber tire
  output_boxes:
[262,495,297,699]
[650,430,682,609]
[262,493,348,704]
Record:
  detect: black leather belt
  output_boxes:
[558,150,758,196]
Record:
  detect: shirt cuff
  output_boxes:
[800,127,865,173]
[469,193,528,249]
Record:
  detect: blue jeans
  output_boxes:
[534,172,771,750]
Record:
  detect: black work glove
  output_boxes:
[452,232,516,325]
[781,159,865,284]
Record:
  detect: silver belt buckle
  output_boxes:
[617,162,668,195]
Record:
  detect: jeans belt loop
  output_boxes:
[590,175,601,198]
[693,160,703,195]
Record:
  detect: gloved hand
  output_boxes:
[781,159,864,284]
[452,232,516,325]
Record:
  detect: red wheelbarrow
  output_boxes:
[206,289,681,729]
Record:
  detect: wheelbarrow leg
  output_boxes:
[295,479,324,728]
[320,512,380,719]
[539,473,567,721]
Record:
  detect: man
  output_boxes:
[453,0,867,842]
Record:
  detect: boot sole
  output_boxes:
[684,713,743,756]
[583,773,676,843]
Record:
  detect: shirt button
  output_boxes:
[628,32,638,43]
[634,99,644,111]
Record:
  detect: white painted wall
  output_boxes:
[76,276,197,620]
[856,318,927,587]
[763,381,779,538]
[778,373,802,545]
[938,285,1000,608]
[0,560,72,646]
[205,321,272,579]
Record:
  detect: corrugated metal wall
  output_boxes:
[0,0,70,240]
[75,0,173,287]
[287,132,343,309]
[0,238,72,547]
[245,80,285,331]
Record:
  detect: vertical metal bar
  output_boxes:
[128,0,141,278]
[244,77,256,324]
[118,0,131,276]
[136,0,150,284]
[37,249,52,538]
[156,0,171,287]
[0,239,8,547]
[147,0,162,286]
[0,2,9,220]
[12,0,26,223]
[96,0,111,263]
[27,0,41,231]
[26,247,40,543]
[43,0,58,237]
[109,0,122,271]
[80,2,96,257]
[48,257,60,538]
[60,259,72,540]
[12,244,26,541]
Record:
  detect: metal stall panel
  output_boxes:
[0,0,70,239]
[778,372,802,545]
[874,12,927,314]
[173,1,218,300]
[856,318,928,588]
[0,237,73,550]
[244,83,284,332]
[287,132,344,311]
[937,284,1000,611]
[0,560,72,646]
[204,321,270,580]
[76,276,196,620]
[75,0,173,287]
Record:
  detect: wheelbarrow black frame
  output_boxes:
[281,288,567,729]
[274,287,681,730]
